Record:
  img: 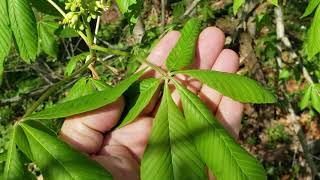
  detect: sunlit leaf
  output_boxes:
[166,19,201,71]
[8,0,38,63]
[175,82,267,180]
[302,0,320,18]
[119,78,161,128]
[233,0,245,15]
[300,85,312,109]
[268,0,278,6]
[115,0,143,24]
[305,5,320,59]
[141,82,207,180]
[178,70,276,103]
[311,84,320,112]
[20,122,112,180]
[25,70,144,120]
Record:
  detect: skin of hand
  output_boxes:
[60,26,244,180]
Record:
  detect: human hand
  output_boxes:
[60,26,243,180]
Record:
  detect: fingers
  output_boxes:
[170,27,225,105]
[103,116,153,161]
[92,145,140,180]
[60,97,125,154]
[198,49,242,137]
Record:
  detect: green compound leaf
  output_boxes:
[302,0,320,18]
[25,70,144,120]
[166,18,201,71]
[141,82,207,180]
[65,52,90,76]
[175,82,267,180]
[233,0,245,15]
[0,0,12,84]
[305,5,320,60]
[20,122,112,180]
[3,126,31,180]
[38,16,60,58]
[8,0,38,63]
[178,70,276,103]
[119,78,161,128]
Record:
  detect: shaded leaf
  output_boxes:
[56,27,79,38]
[300,85,312,109]
[63,78,96,102]
[65,52,90,76]
[175,82,267,180]
[0,0,12,84]
[178,70,276,103]
[25,70,144,120]
[115,0,143,24]
[38,16,60,58]
[166,19,201,71]
[20,122,112,180]
[8,0,38,63]
[89,79,112,91]
[119,78,161,128]
[302,0,320,18]
[305,5,320,59]
[141,82,207,180]
[29,0,63,16]
[233,0,245,15]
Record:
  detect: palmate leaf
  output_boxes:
[178,70,276,103]
[3,126,31,180]
[141,82,207,180]
[305,5,320,59]
[20,122,112,180]
[8,0,38,63]
[165,18,201,71]
[119,78,161,128]
[0,0,12,84]
[175,82,267,180]
[302,0,320,18]
[24,70,144,120]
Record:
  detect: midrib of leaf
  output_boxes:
[3,127,17,178]
[22,125,76,180]
[176,83,265,179]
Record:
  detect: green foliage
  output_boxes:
[302,0,320,18]
[166,19,201,71]
[141,82,207,180]
[0,0,12,84]
[65,52,90,76]
[300,84,320,113]
[233,0,244,15]
[8,0,38,63]
[267,125,291,144]
[38,16,60,58]
[115,0,143,24]
[178,70,276,103]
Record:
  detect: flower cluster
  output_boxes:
[62,0,108,30]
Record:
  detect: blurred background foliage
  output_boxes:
[0,0,320,179]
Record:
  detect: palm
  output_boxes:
[60,27,243,180]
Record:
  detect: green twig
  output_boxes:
[91,45,130,57]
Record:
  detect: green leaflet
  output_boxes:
[305,5,320,59]
[268,0,278,6]
[115,0,143,24]
[175,82,267,180]
[8,0,38,63]
[302,0,320,18]
[63,78,96,102]
[0,0,12,84]
[119,78,161,128]
[3,126,30,180]
[300,85,312,109]
[311,84,320,112]
[20,122,112,180]
[141,82,207,180]
[65,52,90,76]
[24,70,144,120]
[177,70,276,103]
[38,16,60,58]
[89,79,112,91]
[165,19,201,71]
[233,0,245,15]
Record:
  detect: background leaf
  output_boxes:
[65,52,90,76]
[165,18,201,71]
[0,0,12,84]
[25,70,144,120]
[8,0,38,63]
[38,16,60,58]
[115,0,143,24]
[305,5,320,59]
[233,0,245,15]
[141,82,207,180]
[268,0,278,6]
[176,83,267,180]
[63,78,96,102]
[119,78,160,128]
[311,84,320,112]
[20,122,112,180]
[300,85,312,109]
[302,0,320,18]
[178,70,276,103]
